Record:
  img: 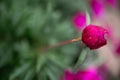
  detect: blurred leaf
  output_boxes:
[14,40,31,59]
[39,71,48,80]
[86,11,91,25]
[36,54,47,73]
[0,52,11,68]
[47,53,68,68]
[75,48,88,69]
[47,63,63,79]
[45,67,57,80]
[26,8,46,37]
[54,21,75,40]
[9,63,31,80]
[0,45,12,68]
[24,68,35,80]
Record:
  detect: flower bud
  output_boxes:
[82,24,108,49]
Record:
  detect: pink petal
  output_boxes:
[72,12,86,30]
[78,68,101,80]
[106,0,117,8]
[64,70,75,80]
[90,0,105,18]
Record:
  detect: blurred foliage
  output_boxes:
[0,0,89,80]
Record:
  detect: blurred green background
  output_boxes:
[0,0,89,80]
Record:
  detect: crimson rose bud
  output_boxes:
[82,24,108,49]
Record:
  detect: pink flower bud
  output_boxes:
[82,24,108,49]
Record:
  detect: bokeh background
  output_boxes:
[0,0,120,80]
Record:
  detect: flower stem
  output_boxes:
[40,37,81,52]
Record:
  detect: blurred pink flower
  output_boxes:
[64,67,102,80]
[90,0,105,18]
[82,24,108,49]
[106,0,117,8]
[64,70,75,80]
[115,42,120,55]
[97,64,108,80]
[72,12,86,30]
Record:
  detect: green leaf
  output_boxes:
[24,68,35,80]
[45,67,57,80]
[47,63,62,79]
[36,55,47,73]
[9,63,31,80]
[47,53,67,68]
[0,47,12,68]
[49,62,62,73]
[86,11,91,25]
[39,71,48,80]
[26,8,46,37]
[14,40,33,59]
[75,48,88,69]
